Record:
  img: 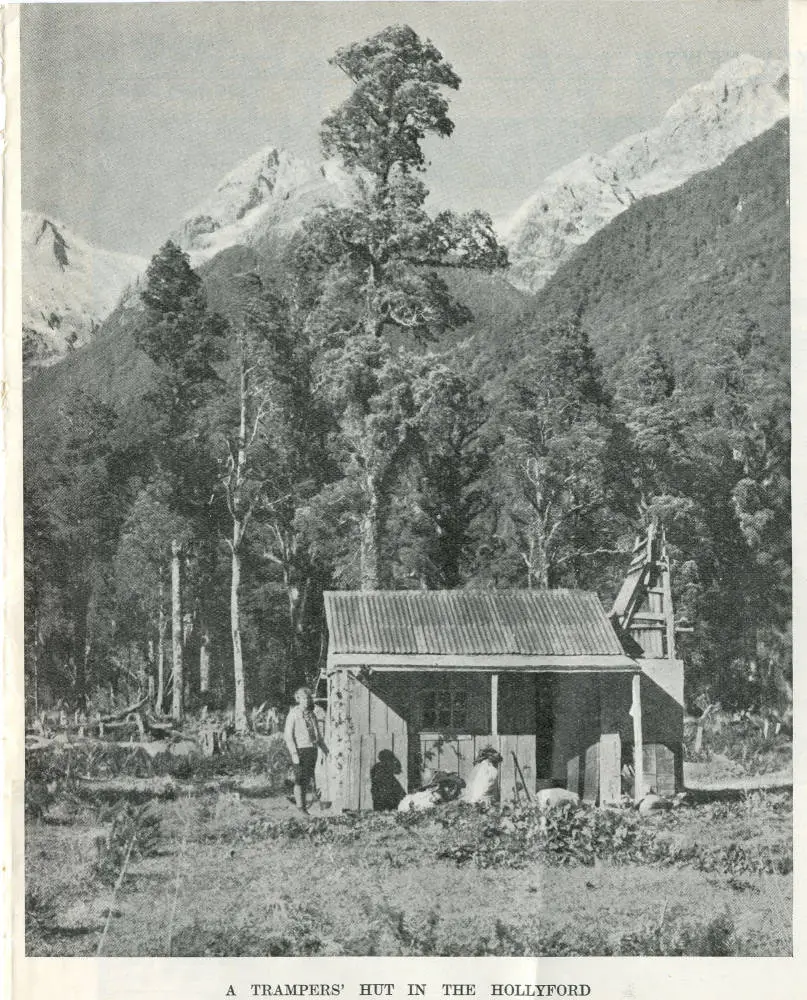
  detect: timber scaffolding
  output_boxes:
[319,526,685,812]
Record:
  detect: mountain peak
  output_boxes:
[502,56,788,293]
[174,144,357,264]
[709,53,787,88]
[22,210,146,368]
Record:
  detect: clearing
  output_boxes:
[24,744,792,958]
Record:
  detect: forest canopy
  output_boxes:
[22,27,791,730]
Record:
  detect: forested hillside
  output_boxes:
[520,119,789,382]
[22,30,790,731]
[496,119,790,711]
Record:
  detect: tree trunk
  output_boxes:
[231,522,247,733]
[199,626,211,695]
[72,591,91,708]
[82,636,93,703]
[535,553,549,590]
[360,479,390,589]
[32,607,41,717]
[171,539,184,723]
[155,571,166,715]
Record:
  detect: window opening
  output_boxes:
[421,685,467,730]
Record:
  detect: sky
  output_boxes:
[21,0,788,258]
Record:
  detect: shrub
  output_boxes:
[436,801,656,868]
[618,911,737,956]
[169,908,323,957]
[93,801,162,885]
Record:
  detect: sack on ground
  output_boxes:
[398,788,442,812]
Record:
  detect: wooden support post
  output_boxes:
[491,674,499,735]
[661,538,676,659]
[632,671,644,803]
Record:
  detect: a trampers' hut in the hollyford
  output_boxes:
[321,524,684,812]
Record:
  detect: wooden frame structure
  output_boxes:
[319,526,684,811]
[611,521,685,797]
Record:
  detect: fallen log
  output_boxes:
[76,775,179,801]
[25,736,54,752]
[84,695,150,728]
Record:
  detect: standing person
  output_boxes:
[284,687,327,813]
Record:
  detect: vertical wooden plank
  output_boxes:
[345,735,361,810]
[566,755,580,797]
[499,735,515,804]
[346,670,371,733]
[499,735,512,803]
[494,734,504,802]
[516,735,535,797]
[358,733,375,811]
[661,557,676,660]
[372,733,393,811]
[444,737,460,776]
[368,679,387,735]
[654,745,676,796]
[375,733,393,761]
[325,669,347,812]
[434,737,445,774]
[389,730,408,793]
[456,735,475,786]
[583,743,599,803]
[642,744,658,796]
[599,733,621,805]
[632,672,644,804]
[315,746,329,804]
[491,675,499,735]
[420,736,438,781]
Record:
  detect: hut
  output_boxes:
[322,525,684,811]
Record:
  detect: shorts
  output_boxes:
[293,746,318,786]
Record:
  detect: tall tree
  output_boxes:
[136,241,226,721]
[210,272,326,727]
[24,394,131,707]
[114,486,190,714]
[388,353,491,588]
[489,318,630,590]
[614,341,688,502]
[293,24,507,587]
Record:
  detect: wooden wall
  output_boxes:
[336,732,534,811]
[549,673,631,805]
[325,669,409,812]
[640,658,685,793]
[328,667,638,810]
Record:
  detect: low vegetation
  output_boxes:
[25,736,791,958]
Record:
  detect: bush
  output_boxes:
[684,716,791,774]
[169,906,324,957]
[93,801,162,885]
[618,911,737,956]
[165,902,745,957]
[436,801,656,869]
[187,734,292,788]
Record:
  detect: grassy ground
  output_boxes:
[25,774,792,957]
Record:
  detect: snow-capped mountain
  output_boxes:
[22,211,146,367]
[173,146,358,264]
[501,55,789,293]
[22,55,789,368]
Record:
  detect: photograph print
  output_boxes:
[19,1,791,957]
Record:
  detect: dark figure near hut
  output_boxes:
[370,749,406,811]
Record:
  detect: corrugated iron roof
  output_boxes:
[324,589,626,658]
